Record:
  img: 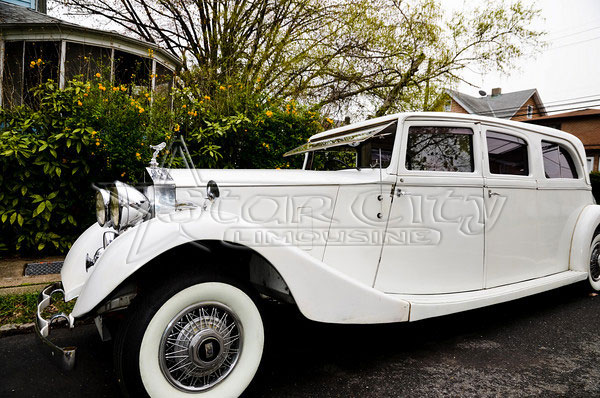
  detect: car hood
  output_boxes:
[166,168,385,188]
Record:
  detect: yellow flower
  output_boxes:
[203,95,210,101]
[77,100,83,106]
[83,93,88,97]
[200,100,204,104]
[135,152,141,160]
[219,85,226,90]
[90,131,97,136]
[166,135,171,140]
[121,172,126,177]
[120,86,126,92]
[145,93,150,98]
[95,141,100,146]
[326,117,333,124]
[182,104,187,109]
[265,110,273,118]
[98,83,106,91]
[257,77,261,83]
[276,167,280,170]
[112,87,119,91]
[29,61,35,68]
[138,107,145,113]
[174,124,180,132]
[95,73,101,78]
[36,58,42,65]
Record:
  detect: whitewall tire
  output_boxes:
[114,279,264,397]
[589,234,600,291]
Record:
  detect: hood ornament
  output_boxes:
[149,142,166,169]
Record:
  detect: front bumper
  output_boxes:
[34,282,77,371]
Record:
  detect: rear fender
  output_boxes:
[569,204,600,272]
[70,209,410,324]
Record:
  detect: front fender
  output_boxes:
[61,223,115,301]
[70,208,410,324]
[570,204,600,273]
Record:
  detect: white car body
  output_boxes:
[36,112,600,390]
[54,113,600,323]
[61,112,600,323]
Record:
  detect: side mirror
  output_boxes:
[206,180,220,201]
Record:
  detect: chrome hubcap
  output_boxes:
[159,302,242,392]
[591,244,600,282]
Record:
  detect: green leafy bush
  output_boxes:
[0,79,172,254]
[0,74,325,256]
[172,76,323,169]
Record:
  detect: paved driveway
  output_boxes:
[1,282,599,397]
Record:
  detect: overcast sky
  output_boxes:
[446,0,600,113]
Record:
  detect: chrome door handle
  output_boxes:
[488,189,500,198]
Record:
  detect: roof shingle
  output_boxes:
[447,88,542,119]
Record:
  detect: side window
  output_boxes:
[486,131,529,176]
[542,141,579,179]
[406,126,474,172]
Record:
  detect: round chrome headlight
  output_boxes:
[110,181,151,230]
[96,189,111,226]
[109,185,121,229]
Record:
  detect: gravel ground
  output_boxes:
[1,282,599,397]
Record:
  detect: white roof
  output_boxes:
[308,112,582,146]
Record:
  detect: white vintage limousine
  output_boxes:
[36,112,600,397]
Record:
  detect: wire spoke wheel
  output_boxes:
[591,243,600,282]
[159,302,242,392]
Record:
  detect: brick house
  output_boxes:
[525,109,600,172]
[446,88,547,121]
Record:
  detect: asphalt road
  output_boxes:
[1,282,600,397]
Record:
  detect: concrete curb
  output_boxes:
[0,256,63,296]
[0,322,35,337]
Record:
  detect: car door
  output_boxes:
[536,138,589,275]
[374,120,485,294]
[482,126,539,287]
[320,120,400,286]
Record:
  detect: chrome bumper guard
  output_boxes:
[34,282,77,371]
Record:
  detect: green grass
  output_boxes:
[0,292,76,326]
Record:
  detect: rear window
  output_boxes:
[486,131,529,176]
[406,126,474,172]
[542,141,578,179]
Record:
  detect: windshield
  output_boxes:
[304,121,397,171]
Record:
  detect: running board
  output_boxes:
[393,271,588,322]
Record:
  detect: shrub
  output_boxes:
[0,74,325,256]
[0,79,172,254]
[172,75,323,169]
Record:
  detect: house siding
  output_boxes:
[511,96,542,121]
[450,100,469,114]
[3,0,36,9]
